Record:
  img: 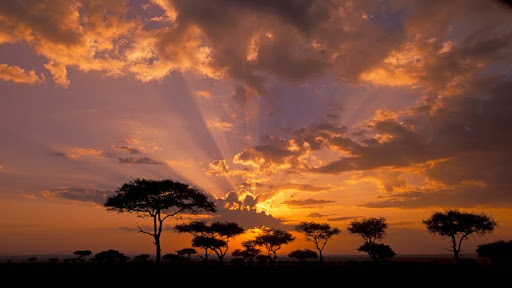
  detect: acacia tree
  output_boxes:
[208,222,245,263]
[347,217,394,261]
[232,240,261,265]
[423,210,496,262]
[175,221,244,264]
[295,222,340,263]
[104,179,216,263]
[254,228,295,264]
[177,248,197,262]
[175,221,212,262]
[288,249,318,263]
[73,250,92,262]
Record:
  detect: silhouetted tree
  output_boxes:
[27,257,37,263]
[208,222,245,263]
[133,254,151,263]
[358,243,395,262]
[177,248,197,262]
[92,250,129,263]
[288,249,318,263]
[162,253,183,263]
[175,221,244,264]
[254,228,295,264]
[73,250,92,262]
[105,178,216,263]
[175,221,212,262]
[348,217,393,261]
[423,210,496,262]
[476,240,512,264]
[240,240,261,264]
[191,235,226,263]
[256,254,272,264]
[347,217,387,245]
[48,257,59,264]
[295,222,340,263]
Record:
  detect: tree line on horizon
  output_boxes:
[19,178,509,265]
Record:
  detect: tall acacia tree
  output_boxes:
[423,210,496,262]
[104,178,216,263]
[295,222,340,263]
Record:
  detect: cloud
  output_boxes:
[214,205,289,230]
[215,190,277,211]
[0,164,5,173]
[327,216,360,222]
[112,145,141,155]
[206,119,234,131]
[266,183,330,192]
[0,64,44,84]
[43,61,68,87]
[0,0,508,92]
[207,160,232,176]
[117,157,164,165]
[48,148,105,160]
[307,212,335,218]
[195,90,211,98]
[38,187,109,205]
[283,198,335,207]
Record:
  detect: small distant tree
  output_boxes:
[295,222,340,263]
[358,243,395,262]
[175,221,212,262]
[423,210,497,262]
[93,250,129,263]
[48,257,59,264]
[162,253,183,263]
[105,179,216,263]
[254,228,295,264]
[74,250,92,262]
[288,249,318,263]
[347,217,393,261]
[27,257,37,263]
[256,254,272,264]
[133,254,151,263]
[476,240,512,264]
[241,240,261,264]
[176,221,244,264]
[177,248,197,262]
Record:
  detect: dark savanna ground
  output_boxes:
[2,258,510,285]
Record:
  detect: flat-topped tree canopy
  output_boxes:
[105,178,216,216]
[104,178,216,263]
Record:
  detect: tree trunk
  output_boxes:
[319,249,323,264]
[451,236,459,263]
[153,215,161,264]
[155,235,161,263]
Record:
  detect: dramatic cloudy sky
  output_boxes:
[1,0,511,256]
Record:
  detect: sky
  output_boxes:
[1,0,512,257]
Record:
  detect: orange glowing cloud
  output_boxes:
[0,64,44,84]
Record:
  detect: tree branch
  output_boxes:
[137,224,155,237]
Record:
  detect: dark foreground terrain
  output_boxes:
[2,260,511,285]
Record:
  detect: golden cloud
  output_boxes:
[0,64,44,84]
